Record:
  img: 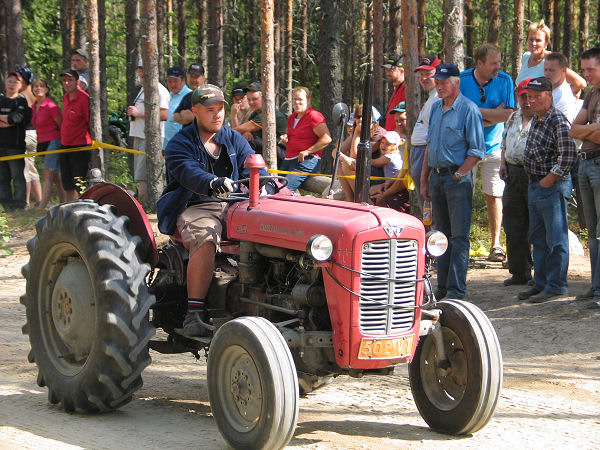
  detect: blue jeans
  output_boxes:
[578,159,600,295]
[430,172,474,298]
[281,156,320,192]
[410,144,426,210]
[528,177,572,294]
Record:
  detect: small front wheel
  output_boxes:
[409,300,503,435]
[208,317,299,449]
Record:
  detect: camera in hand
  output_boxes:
[129,116,135,122]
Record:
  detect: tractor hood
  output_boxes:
[227,194,424,252]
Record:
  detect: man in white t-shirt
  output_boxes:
[544,52,578,123]
[410,54,440,208]
[127,59,170,203]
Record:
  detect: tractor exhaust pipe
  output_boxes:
[354,74,374,204]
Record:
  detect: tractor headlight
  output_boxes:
[426,231,448,258]
[306,234,333,261]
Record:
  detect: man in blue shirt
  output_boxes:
[164,66,192,149]
[421,63,485,300]
[460,44,515,263]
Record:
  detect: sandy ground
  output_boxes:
[1,223,599,449]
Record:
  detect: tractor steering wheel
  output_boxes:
[222,176,289,200]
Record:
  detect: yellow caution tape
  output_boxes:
[269,168,415,189]
[0,140,144,162]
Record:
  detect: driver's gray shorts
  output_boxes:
[176,202,229,256]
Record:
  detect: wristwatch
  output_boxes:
[453,171,465,180]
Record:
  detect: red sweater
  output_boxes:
[285,108,326,158]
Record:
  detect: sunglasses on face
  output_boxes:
[478,87,486,103]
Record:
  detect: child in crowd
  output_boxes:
[370,130,410,212]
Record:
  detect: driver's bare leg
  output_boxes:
[187,242,216,299]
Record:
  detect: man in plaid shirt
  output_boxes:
[519,77,577,303]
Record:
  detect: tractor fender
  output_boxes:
[81,182,159,266]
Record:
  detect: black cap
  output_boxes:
[167,66,185,78]
[16,66,34,84]
[191,84,227,106]
[433,63,460,80]
[231,86,246,97]
[382,55,403,69]
[244,81,262,93]
[188,63,205,75]
[60,68,79,80]
[526,76,553,92]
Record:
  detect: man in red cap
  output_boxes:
[410,54,440,208]
[499,78,535,286]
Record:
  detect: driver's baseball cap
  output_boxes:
[414,55,441,72]
[191,84,227,106]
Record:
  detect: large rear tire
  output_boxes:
[409,300,503,435]
[21,201,156,412]
[208,317,299,449]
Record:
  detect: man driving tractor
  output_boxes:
[157,84,273,337]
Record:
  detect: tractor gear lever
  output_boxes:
[210,177,234,197]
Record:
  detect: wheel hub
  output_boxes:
[51,259,95,360]
[229,356,261,422]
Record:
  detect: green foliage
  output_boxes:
[0,205,11,257]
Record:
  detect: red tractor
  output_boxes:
[21,94,502,449]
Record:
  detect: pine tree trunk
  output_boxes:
[389,0,402,56]
[319,0,342,173]
[177,0,186,69]
[197,0,207,69]
[401,0,420,133]
[246,1,258,81]
[60,0,73,70]
[260,0,277,169]
[0,1,8,87]
[372,0,384,114]
[578,0,589,65]
[274,1,282,107]
[208,0,225,87]
[283,0,293,114]
[7,0,25,69]
[125,0,140,114]
[140,0,164,207]
[443,0,465,70]
[417,0,426,57]
[74,1,87,49]
[465,0,474,65]
[563,0,573,63]
[156,0,166,84]
[552,0,560,51]
[98,0,108,145]
[167,0,173,67]
[512,0,524,81]
[87,0,103,174]
[487,0,500,46]
[544,0,554,46]
[298,0,308,86]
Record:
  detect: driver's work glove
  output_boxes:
[210,177,234,197]
[263,179,280,195]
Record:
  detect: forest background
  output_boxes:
[0,0,599,225]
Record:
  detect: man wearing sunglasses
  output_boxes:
[460,43,515,264]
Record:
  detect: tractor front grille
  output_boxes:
[359,239,418,335]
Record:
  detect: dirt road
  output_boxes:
[1,228,599,449]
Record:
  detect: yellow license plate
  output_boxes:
[358,335,415,360]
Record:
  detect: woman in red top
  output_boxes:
[31,78,66,209]
[280,87,331,192]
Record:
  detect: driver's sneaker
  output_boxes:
[180,312,209,337]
